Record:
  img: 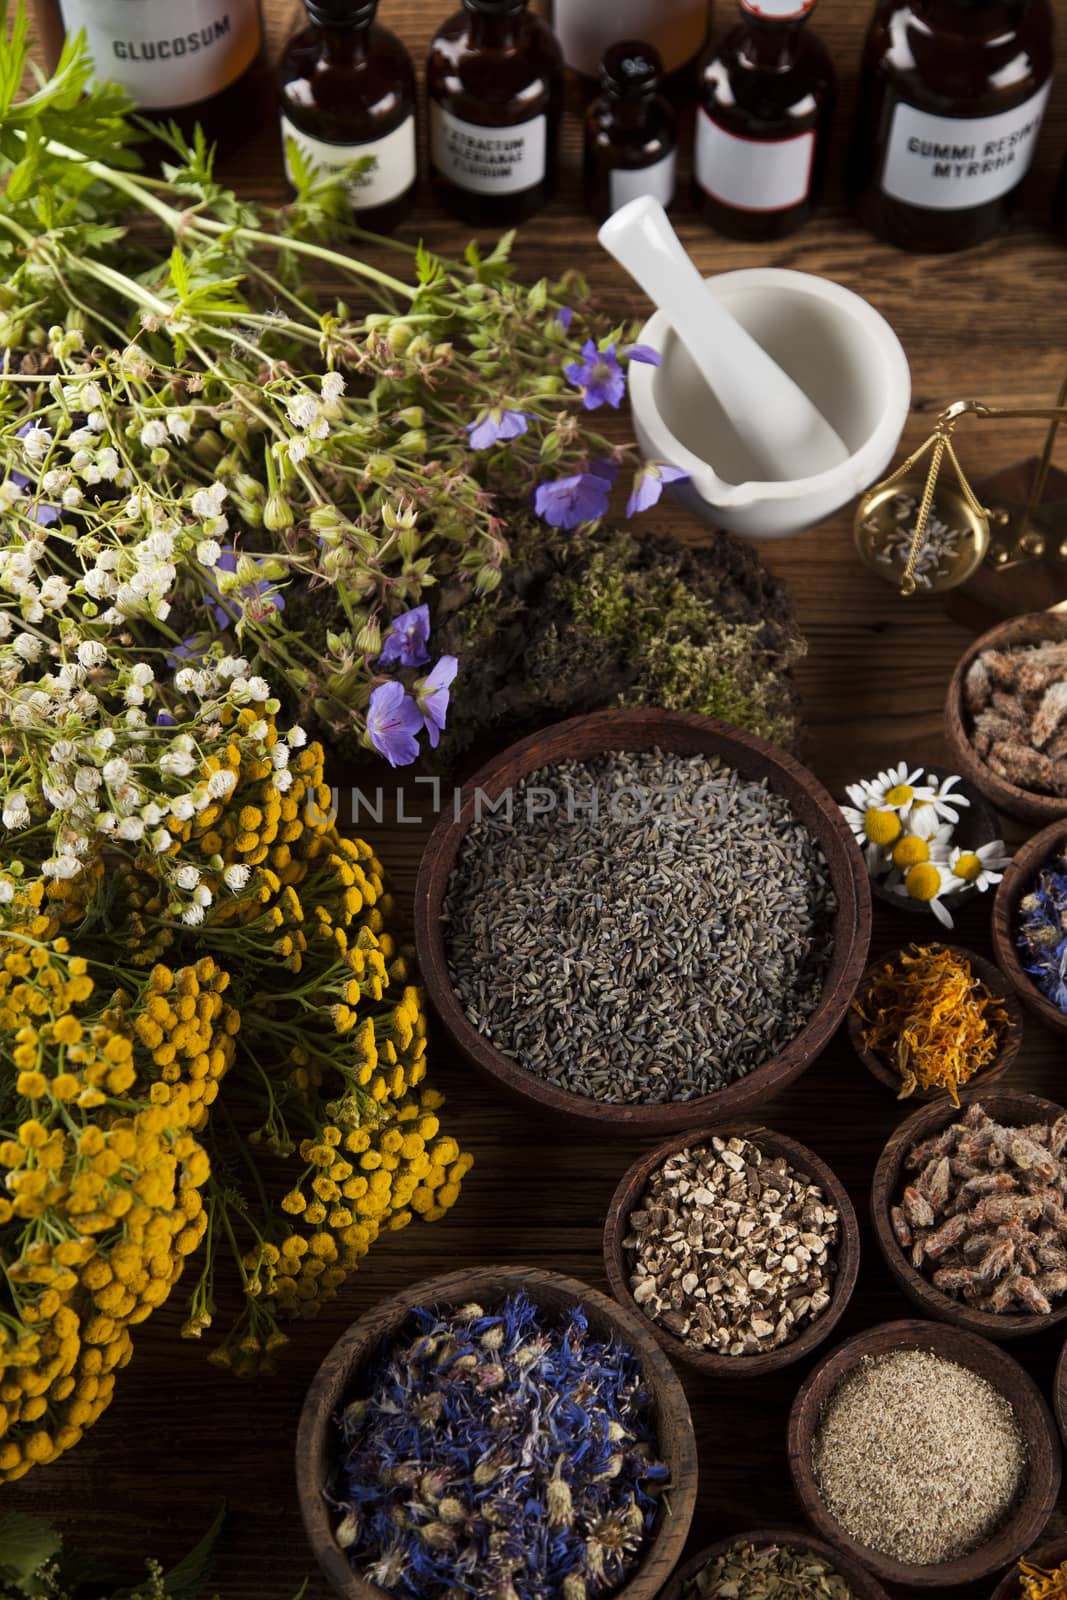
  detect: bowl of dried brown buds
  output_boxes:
[603,1123,860,1378]
[871,1089,1067,1340]
[945,612,1067,826]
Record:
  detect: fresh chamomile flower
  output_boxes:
[840,801,901,872]
[889,860,957,928]
[909,774,971,838]
[859,763,936,819]
[949,840,1011,894]
[888,822,954,877]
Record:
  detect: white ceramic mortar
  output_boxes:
[627,268,912,539]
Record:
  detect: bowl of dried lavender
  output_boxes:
[788,1319,1062,1590]
[991,1536,1067,1600]
[871,1091,1067,1339]
[658,1528,891,1600]
[992,820,1067,1040]
[603,1124,860,1378]
[295,1265,698,1600]
[946,612,1067,826]
[848,943,1024,1104]
[415,708,871,1132]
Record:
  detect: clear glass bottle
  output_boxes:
[33,0,271,148]
[278,0,417,233]
[583,42,678,221]
[694,0,834,241]
[427,0,564,225]
[849,0,1055,253]
[551,0,710,82]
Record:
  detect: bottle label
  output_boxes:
[553,0,707,76]
[694,110,815,212]
[281,116,416,210]
[608,150,677,213]
[881,83,1051,212]
[58,0,260,109]
[430,104,547,196]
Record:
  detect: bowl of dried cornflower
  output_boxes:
[415,708,871,1132]
[788,1318,1061,1590]
[658,1528,891,1600]
[992,821,1067,1040]
[946,613,1067,826]
[295,1265,698,1600]
[603,1124,860,1379]
[840,763,1006,928]
[871,1090,1067,1339]
[991,1536,1067,1600]
[848,943,1024,1104]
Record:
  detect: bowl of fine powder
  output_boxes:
[415,708,871,1132]
[787,1318,1061,1589]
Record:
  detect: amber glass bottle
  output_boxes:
[583,42,678,221]
[693,0,834,241]
[427,0,564,225]
[278,0,417,232]
[849,0,1054,253]
[551,0,710,81]
[33,0,271,148]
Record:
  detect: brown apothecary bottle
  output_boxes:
[33,0,271,150]
[583,41,678,222]
[427,0,564,225]
[849,0,1055,254]
[278,0,417,233]
[693,0,834,242]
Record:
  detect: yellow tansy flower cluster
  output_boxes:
[0,942,237,1481]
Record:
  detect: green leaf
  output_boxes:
[168,246,190,298]
[0,1510,63,1586]
[158,1506,225,1600]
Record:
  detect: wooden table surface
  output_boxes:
[16,1,1067,1596]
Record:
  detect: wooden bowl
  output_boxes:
[990,1536,1067,1600]
[847,943,1024,1103]
[295,1265,698,1600]
[657,1528,891,1600]
[787,1319,1061,1590]
[603,1122,860,1378]
[1055,1336,1067,1454]
[992,819,1067,1039]
[945,611,1067,827]
[857,767,1001,918]
[871,1089,1067,1340]
[414,708,872,1132]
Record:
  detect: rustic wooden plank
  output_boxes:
[13,3,1067,1598]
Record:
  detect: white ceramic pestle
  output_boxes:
[598,196,850,482]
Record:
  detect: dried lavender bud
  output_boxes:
[329,1293,670,1600]
[812,1349,1026,1566]
[682,1541,856,1599]
[625,1135,839,1356]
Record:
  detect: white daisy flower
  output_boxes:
[860,763,936,820]
[839,801,899,874]
[948,840,1012,895]
[887,860,956,928]
[909,774,971,837]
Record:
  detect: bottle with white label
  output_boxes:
[693,0,835,241]
[583,42,677,222]
[849,0,1054,253]
[427,0,563,225]
[33,0,270,149]
[278,0,417,233]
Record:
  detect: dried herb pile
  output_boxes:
[1018,856,1067,1014]
[680,1541,855,1599]
[965,641,1067,796]
[853,944,1008,1102]
[892,1101,1067,1315]
[1018,1556,1067,1598]
[330,1293,669,1600]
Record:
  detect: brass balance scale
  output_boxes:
[854,375,1067,609]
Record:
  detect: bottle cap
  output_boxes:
[462,0,528,13]
[305,0,377,26]
[739,0,817,18]
[599,40,663,97]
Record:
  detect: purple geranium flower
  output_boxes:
[623,343,661,367]
[556,306,574,331]
[626,462,691,518]
[378,603,431,668]
[205,549,286,631]
[534,461,617,530]
[565,340,626,411]
[367,680,423,768]
[415,655,458,750]
[466,407,530,451]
